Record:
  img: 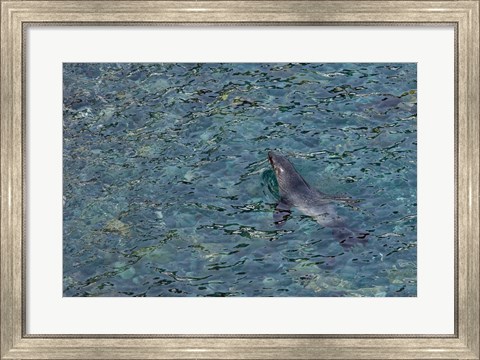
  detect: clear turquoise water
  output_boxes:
[63,63,417,297]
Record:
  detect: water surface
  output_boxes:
[63,63,417,297]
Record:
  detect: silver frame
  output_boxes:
[1,1,478,359]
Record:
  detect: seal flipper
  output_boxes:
[274,200,291,226]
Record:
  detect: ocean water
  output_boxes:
[63,63,417,297]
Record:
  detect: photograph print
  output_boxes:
[63,63,417,297]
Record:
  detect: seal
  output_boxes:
[268,151,367,248]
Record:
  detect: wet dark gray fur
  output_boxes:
[268,151,367,248]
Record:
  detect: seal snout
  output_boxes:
[268,151,275,165]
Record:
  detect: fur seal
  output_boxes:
[268,151,367,248]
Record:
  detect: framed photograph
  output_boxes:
[1,1,479,359]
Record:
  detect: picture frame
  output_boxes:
[1,1,478,359]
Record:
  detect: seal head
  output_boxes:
[268,151,311,203]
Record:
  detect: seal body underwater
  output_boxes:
[267,151,368,248]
